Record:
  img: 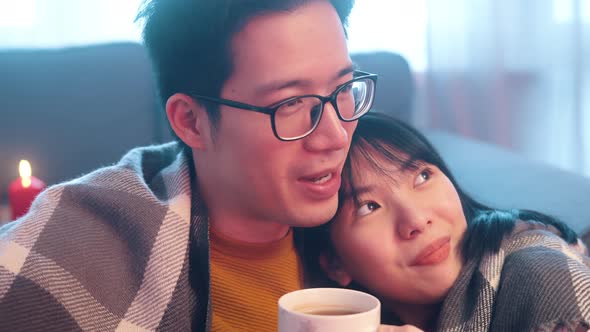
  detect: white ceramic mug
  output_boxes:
[278,288,381,332]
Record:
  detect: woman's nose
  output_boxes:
[396,206,433,240]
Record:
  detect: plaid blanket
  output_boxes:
[0,143,211,331]
[437,228,590,331]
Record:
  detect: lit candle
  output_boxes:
[8,160,46,220]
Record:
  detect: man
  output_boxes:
[0,0,380,330]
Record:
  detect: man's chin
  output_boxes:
[287,202,338,228]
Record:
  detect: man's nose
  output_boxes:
[302,102,351,152]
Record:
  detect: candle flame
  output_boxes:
[19,160,32,188]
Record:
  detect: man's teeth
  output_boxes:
[312,173,332,184]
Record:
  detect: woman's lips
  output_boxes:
[410,236,451,266]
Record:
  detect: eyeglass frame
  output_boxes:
[191,70,378,141]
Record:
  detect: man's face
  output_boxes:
[200,0,355,228]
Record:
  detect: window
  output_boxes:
[0,0,428,72]
[553,0,590,23]
[0,0,143,48]
[347,0,428,71]
[0,0,36,28]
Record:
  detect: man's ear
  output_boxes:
[319,251,353,286]
[165,93,213,151]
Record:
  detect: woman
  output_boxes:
[305,113,590,332]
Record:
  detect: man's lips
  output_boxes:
[299,167,339,182]
[297,168,341,200]
[410,236,451,266]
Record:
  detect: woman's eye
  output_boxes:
[356,201,381,217]
[414,169,431,186]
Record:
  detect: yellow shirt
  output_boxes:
[210,227,303,332]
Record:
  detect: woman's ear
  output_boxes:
[319,251,353,286]
[165,93,213,151]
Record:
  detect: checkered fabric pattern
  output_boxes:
[437,229,590,331]
[0,142,211,331]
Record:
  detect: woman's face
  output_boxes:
[326,146,468,306]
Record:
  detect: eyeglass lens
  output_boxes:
[273,78,374,140]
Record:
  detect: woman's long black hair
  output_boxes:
[303,112,578,285]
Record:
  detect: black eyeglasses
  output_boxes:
[192,70,378,141]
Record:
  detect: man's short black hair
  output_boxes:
[137,0,355,149]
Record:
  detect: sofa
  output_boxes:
[1,42,589,244]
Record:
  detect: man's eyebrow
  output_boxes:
[255,78,309,96]
[335,64,356,81]
[255,64,357,96]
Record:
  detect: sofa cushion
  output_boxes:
[0,43,165,195]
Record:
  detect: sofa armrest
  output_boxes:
[427,130,590,241]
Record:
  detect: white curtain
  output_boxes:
[421,0,590,177]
